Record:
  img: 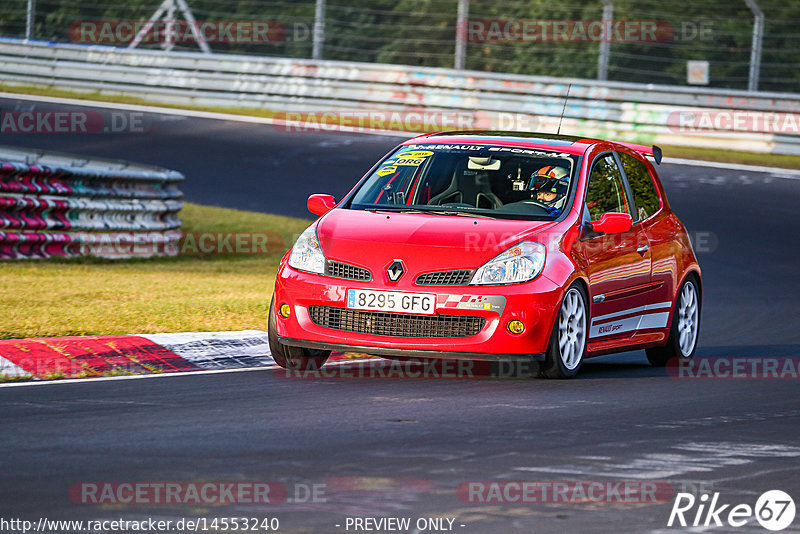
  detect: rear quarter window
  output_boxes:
[618,152,661,221]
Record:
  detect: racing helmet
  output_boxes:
[529,165,569,190]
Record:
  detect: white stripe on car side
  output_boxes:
[591,301,672,323]
[588,301,673,339]
[637,312,671,331]
[589,316,642,339]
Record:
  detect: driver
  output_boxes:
[536,179,568,206]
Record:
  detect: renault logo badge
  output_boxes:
[386,260,405,282]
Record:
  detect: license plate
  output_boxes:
[346,289,436,315]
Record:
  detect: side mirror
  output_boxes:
[590,212,632,235]
[307,194,336,216]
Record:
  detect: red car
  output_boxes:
[268,132,701,378]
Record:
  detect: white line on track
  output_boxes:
[0,358,372,389]
[0,365,275,388]
[3,91,800,177]
[663,157,800,178]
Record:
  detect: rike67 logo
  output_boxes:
[668,490,796,531]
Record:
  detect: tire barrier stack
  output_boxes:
[0,145,183,259]
[1,38,799,154]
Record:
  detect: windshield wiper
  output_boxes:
[423,209,498,219]
[367,206,430,214]
[366,206,497,219]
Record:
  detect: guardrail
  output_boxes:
[0,144,183,259]
[1,38,799,155]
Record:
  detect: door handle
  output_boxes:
[637,245,649,255]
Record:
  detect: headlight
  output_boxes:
[470,241,546,285]
[288,226,326,274]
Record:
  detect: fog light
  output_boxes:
[279,304,291,318]
[506,320,525,335]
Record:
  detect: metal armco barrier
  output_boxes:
[0,144,183,259]
[1,38,799,154]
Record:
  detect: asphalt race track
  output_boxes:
[2,96,800,533]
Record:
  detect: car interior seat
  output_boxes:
[427,165,503,209]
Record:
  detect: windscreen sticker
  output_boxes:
[488,147,572,158]
[401,144,488,152]
[398,150,434,158]
[436,295,506,314]
[403,145,571,156]
[423,144,485,151]
[377,166,397,176]
[395,157,427,167]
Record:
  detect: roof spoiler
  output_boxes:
[616,142,663,165]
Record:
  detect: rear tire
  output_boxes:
[267,297,331,371]
[538,283,588,379]
[646,276,701,366]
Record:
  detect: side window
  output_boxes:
[585,154,632,221]
[618,152,661,221]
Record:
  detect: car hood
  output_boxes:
[315,208,558,275]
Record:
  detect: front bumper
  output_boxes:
[273,259,563,358]
[277,337,545,361]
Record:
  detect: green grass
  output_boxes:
[0,202,311,340]
[3,83,800,170]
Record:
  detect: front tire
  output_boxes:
[538,283,588,379]
[646,276,701,366]
[267,297,331,371]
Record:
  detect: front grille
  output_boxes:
[308,306,485,338]
[416,269,474,286]
[325,260,371,281]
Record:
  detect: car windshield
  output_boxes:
[348,143,579,220]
